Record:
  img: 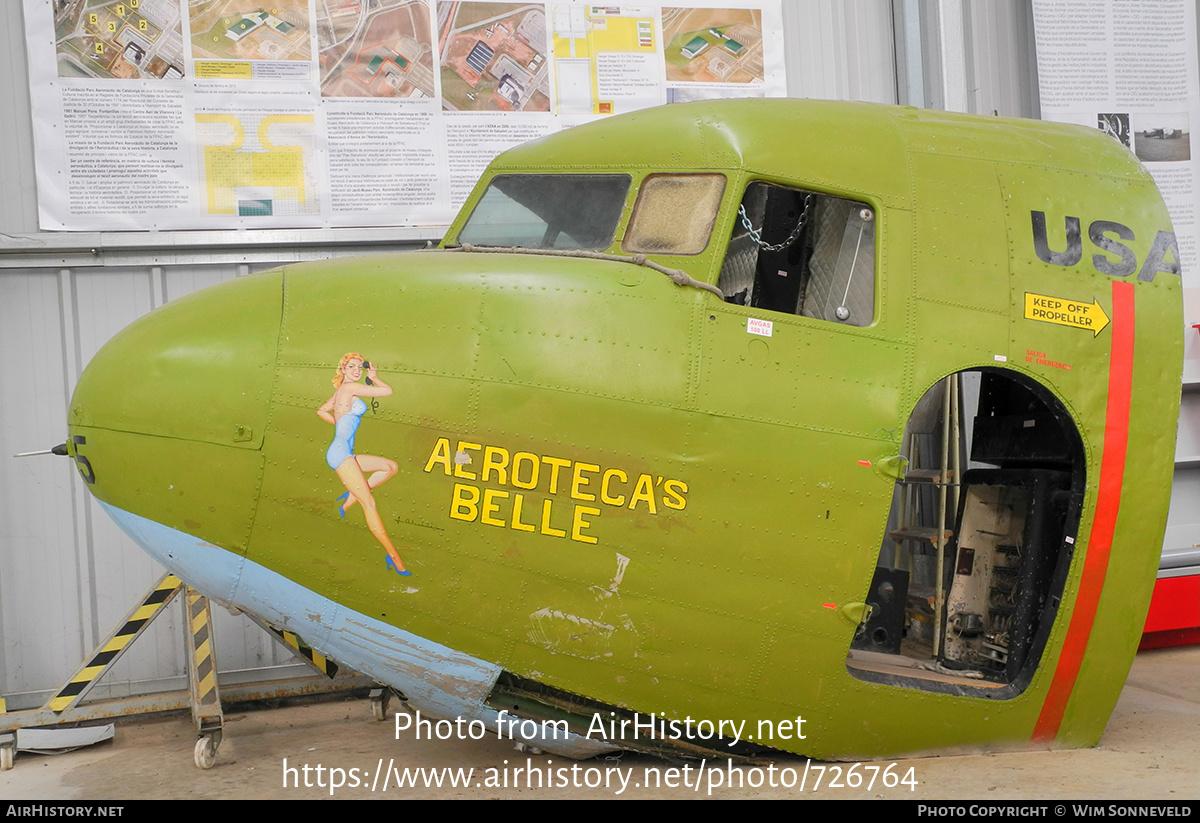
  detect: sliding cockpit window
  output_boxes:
[457,174,631,250]
[719,182,876,326]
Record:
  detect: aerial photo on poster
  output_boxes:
[318,0,435,98]
[437,1,550,112]
[661,6,763,84]
[54,0,186,79]
[190,0,311,63]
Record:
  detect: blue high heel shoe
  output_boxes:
[386,556,411,576]
[336,491,349,518]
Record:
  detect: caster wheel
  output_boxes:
[370,687,392,721]
[194,733,220,769]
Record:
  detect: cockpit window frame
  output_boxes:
[716,180,879,328]
[455,173,633,252]
[621,173,728,257]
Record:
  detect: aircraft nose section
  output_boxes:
[68,272,283,554]
[71,273,282,445]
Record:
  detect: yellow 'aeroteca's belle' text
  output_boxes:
[423,437,688,545]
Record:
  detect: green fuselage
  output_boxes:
[68,100,1182,759]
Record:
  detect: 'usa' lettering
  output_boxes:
[1031,211,1179,282]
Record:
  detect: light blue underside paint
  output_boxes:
[98,500,616,758]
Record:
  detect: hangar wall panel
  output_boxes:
[0,0,445,703]
[962,0,1040,118]
[0,263,310,706]
[783,0,897,104]
[0,1,37,237]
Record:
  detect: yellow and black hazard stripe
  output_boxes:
[49,574,182,712]
[269,628,339,678]
[187,590,220,710]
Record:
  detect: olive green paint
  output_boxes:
[68,101,1182,760]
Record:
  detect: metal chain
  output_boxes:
[737,193,813,252]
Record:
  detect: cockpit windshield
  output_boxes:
[457,174,630,250]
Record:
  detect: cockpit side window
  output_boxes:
[719,182,876,327]
[622,174,727,255]
[457,174,631,250]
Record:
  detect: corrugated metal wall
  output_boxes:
[785,0,898,104]
[0,0,439,704]
[1,263,291,706]
[893,0,1038,116]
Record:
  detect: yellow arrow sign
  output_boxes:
[1023,292,1110,337]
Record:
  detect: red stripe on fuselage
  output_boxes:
[1032,280,1135,742]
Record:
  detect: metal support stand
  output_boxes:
[248,613,399,724]
[0,574,375,771]
[248,618,340,680]
[52,574,184,714]
[369,687,392,721]
[185,588,224,769]
[368,686,411,722]
[0,729,14,771]
[0,573,183,771]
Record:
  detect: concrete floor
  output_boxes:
[1,645,1196,800]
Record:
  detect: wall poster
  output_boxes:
[1033,0,1200,332]
[26,0,786,232]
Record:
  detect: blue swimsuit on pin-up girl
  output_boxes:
[324,389,408,575]
[326,397,367,470]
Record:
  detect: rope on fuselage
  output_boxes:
[448,243,726,300]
